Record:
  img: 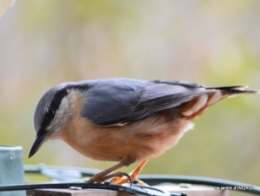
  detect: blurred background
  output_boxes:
[0,0,260,191]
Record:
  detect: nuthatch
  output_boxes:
[28,78,258,184]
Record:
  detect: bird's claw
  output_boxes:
[110,172,133,186]
[112,177,147,186]
[86,171,133,186]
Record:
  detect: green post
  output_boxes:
[0,146,26,196]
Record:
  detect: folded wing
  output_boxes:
[81,79,208,126]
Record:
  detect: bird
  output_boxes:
[28,78,258,184]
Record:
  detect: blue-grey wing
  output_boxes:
[81,79,205,126]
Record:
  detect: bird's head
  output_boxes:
[28,82,79,158]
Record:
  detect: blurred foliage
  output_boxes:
[0,0,260,192]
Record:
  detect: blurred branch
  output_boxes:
[0,0,13,18]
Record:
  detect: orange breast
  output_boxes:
[60,109,194,162]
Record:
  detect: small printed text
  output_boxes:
[213,186,254,191]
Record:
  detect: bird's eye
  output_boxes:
[45,108,55,119]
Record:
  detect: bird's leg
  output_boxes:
[111,160,149,185]
[87,156,135,184]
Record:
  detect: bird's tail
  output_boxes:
[207,85,259,97]
[181,85,258,117]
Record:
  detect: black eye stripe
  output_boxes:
[40,89,68,130]
[45,107,55,119]
[39,84,90,131]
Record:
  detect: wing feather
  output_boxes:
[81,79,206,126]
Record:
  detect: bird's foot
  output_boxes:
[111,175,147,186]
[111,160,149,186]
[87,171,132,186]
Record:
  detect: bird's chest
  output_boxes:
[60,114,194,162]
[60,117,129,161]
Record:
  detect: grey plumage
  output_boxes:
[81,79,207,126]
[34,78,258,129]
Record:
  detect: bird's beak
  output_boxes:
[28,129,48,158]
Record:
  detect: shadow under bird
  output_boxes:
[28,78,259,184]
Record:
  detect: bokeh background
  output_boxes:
[0,0,260,193]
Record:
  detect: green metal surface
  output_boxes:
[0,146,25,196]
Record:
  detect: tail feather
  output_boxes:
[207,85,259,96]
